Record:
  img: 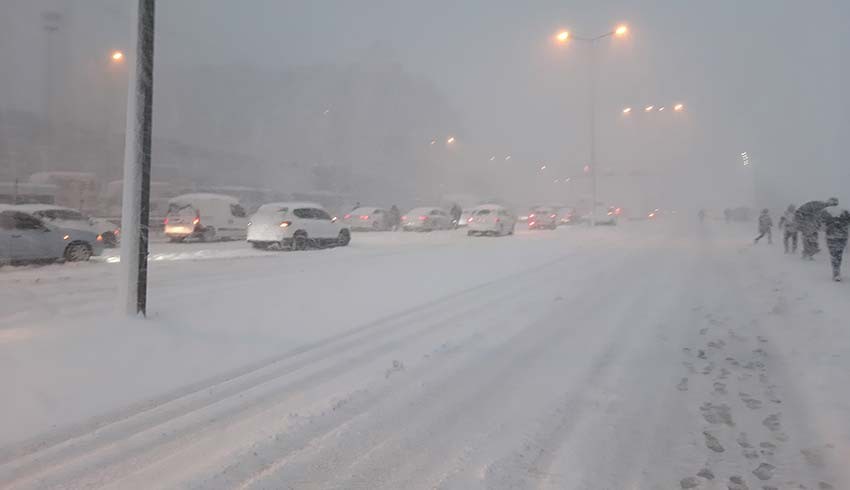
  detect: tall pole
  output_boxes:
[589,39,598,226]
[41,11,62,172]
[119,0,155,316]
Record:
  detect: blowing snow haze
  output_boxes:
[2,0,849,210]
[6,2,850,489]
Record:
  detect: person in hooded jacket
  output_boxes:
[821,202,850,281]
[778,204,798,254]
[754,209,773,244]
[795,198,838,259]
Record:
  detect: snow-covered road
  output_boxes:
[1,222,847,489]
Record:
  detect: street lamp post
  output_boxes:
[555,24,627,225]
[120,0,156,317]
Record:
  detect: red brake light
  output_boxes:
[529,214,535,218]
[467,217,473,223]
[360,215,369,220]
[192,217,200,225]
[419,216,427,220]
[344,214,351,219]
[529,221,536,226]
[163,218,169,225]
[279,221,291,228]
[550,214,556,219]
[495,217,501,223]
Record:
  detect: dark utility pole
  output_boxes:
[119,0,155,316]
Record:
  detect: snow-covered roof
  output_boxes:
[169,193,240,204]
[472,203,505,211]
[258,201,324,211]
[350,206,383,214]
[12,204,77,213]
[824,205,849,217]
[405,206,443,214]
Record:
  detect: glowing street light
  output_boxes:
[540,165,547,171]
[429,138,437,145]
[658,106,665,112]
[446,136,456,144]
[644,105,654,112]
[673,103,685,112]
[505,155,512,161]
[622,107,632,114]
[111,50,124,62]
[552,22,630,225]
[489,156,496,161]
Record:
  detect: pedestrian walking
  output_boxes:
[778,204,798,254]
[450,203,462,229]
[821,202,850,281]
[754,209,773,244]
[388,204,401,231]
[795,198,838,259]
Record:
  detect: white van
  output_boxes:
[164,193,249,242]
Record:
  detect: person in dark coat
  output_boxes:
[778,204,798,254]
[821,203,850,281]
[795,198,838,259]
[449,203,462,229]
[754,209,773,244]
[388,204,401,231]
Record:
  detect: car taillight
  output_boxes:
[193,217,200,225]
[401,216,408,221]
[96,234,103,241]
[163,217,169,225]
[615,207,622,215]
[467,217,473,223]
[419,216,427,220]
[529,214,535,218]
[495,217,501,223]
[550,214,556,218]
[529,221,536,226]
[280,221,291,228]
[608,211,614,216]
[344,214,351,219]
[114,228,120,235]
[360,215,369,220]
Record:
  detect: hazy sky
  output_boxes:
[2,0,849,207]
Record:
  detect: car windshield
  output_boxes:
[4,3,850,489]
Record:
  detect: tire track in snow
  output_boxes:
[0,252,580,489]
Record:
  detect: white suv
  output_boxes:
[247,202,351,250]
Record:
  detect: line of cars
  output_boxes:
[1,192,579,265]
[0,204,109,264]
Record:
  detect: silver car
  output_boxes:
[0,206,105,264]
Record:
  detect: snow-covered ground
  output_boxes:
[0,221,848,489]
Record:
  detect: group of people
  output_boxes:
[753,198,850,282]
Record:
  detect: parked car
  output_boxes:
[164,193,249,242]
[527,207,558,230]
[247,202,351,250]
[400,207,454,231]
[466,204,516,237]
[342,207,391,231]
[457,209,474,228]
[593,206,621,226]
[0,205,104,264]
[14,204,120,247]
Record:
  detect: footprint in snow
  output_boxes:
[697,468,714,480]
[677,378,689,392]
[759,441,776,457]
[728,475,749,490]
[699,327,709,335]
[737,432,753,448]
[680,477,699,488]
[740,393,763,410]
[703,362,715,375]
[752,462,776,481]
[708,339,727,349]
[704,431,725,452]
[762,413,782,432]
[701,403,734,426]
[714,382,727,395]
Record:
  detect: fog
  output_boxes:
[2,0,849,215]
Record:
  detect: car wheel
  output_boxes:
[251,242,268,250]
[64,242,92,262]
[200,226,216,242]
[508,225,515,235]
[372,221,380,231]
[467,230,475,236]
[337,229,351,246]
[292,232,308,251]
[169,236,186,243]
[101,231,118,247]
